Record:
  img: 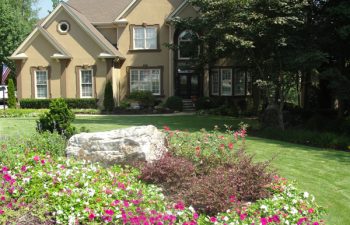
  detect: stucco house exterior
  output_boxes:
[10,0,252,107]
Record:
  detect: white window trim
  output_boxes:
[58,21,70,34]
[80,69,94,98]
[221,68,233,96]
[133,26,157,50]
[234,70,246,96]
[130,68,161,95]
[211,69,220,96]
[34,70,49,99]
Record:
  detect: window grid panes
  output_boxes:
[35,70,48,98]
[80,70,93,98]
[234,70,245,96]
[221,69,232,96]
[246,72,252,96]
[211,69,219,95]
[130,69,161,95]
[133,27,157,50]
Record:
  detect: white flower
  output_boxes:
[291,207,298,214]
[285,221,290,225]
[188,206,195,213]
[223,216,229,221]
[57,210,63,215]
[88,188,95,197]
[177,211,184,216]
[283,205,289,211]
[76,199,81,202]
[292,199,297,204]
[23,178,30,183]
[260,205,268,211]
[303,192,309,198]
[68,215,75,225]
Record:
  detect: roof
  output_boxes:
[67,0,134,23]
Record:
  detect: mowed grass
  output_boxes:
[0,115,349,225]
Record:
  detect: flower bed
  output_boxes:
[0,127,325,224]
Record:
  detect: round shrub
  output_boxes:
[165,96,183,111]
[128,90,155,108]
[36,98,76,138]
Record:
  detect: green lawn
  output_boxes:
[0,115,349,225]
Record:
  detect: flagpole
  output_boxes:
[1,63,5,111]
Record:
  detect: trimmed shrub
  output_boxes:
[7,79,16,108]
[20,98,97,109]
[128,90,155,108]
[103,80,114,111]
[36,98,76,138]
[165,96,183,111]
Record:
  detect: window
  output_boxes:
[178,30,199,59]
[246,71,252,96]
[133,26,157,50]
[221,69,232,96]
[130,68,161,95]
[58,21,70,34]
[234,70,246,96]
[35,70,48,98]
[80,69,93,98]
[211,69,220,95]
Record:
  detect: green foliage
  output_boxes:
[36,98,76,138]
[0,108,47,117]
[7,79,16,108]
[128,90,156,108]
[103,80,114,112]
[20,98,97,109]
[165,96,183,111]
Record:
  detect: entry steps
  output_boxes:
[182,99,195,112]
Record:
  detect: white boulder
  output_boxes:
[66,125,167,165]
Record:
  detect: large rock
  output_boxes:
[66,125,167,165]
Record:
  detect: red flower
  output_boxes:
[228,142,234,150]
[163,126,170,131]
[308,208,314,214]
[229,195,236,203]
[41,159,45,165]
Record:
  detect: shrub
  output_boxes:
[128,90,155,108]
[165,96,183,111]
[103,80,114,111]
[7,79,16,108]
[20,98,97,109]
[36,98,76,138]
[139,153,195,195]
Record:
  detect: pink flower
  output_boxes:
[1,166,9,173]
[3,174,11,182]
[88,213,95,221]
[193,213,199,220]
[228,142,234,150]
[163,126,170,131]
[297,218,308,225]
[229,195,236,203]
[240,213,247,220]
[313,222,319,225]
[123,200,129,207]
[210,217,217,223]
[111,200,120,206]
[308,208,314,214]
[21,166,27,172]
[105,209,114,216]
[174,201,185,210]
[105,189,113,194]
[1,196,5,201]
[118,182,126,190]
[41,159,45,165]
[261,217,268,225]
[0,209,4,215]
[33,156,40,162]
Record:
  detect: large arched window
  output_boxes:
[178,30,199,60]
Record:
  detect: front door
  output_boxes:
[179,73,199,98]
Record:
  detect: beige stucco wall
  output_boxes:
[117,0,185,101]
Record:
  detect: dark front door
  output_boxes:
[179,73,199,98]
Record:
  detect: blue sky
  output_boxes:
[34,0,68,19]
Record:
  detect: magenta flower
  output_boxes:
[193,213,199,220]
[240,213,247,220]
[21,165,27,172]
[105,209,114,215]
[0,209,4,215]
[88,213,95,221]
[308,208,315,214]
[210,217,217,223]
[297,218,308,225]
[174,201,185,210]
[3,174,12,182]
[261,217,268,225]
[33,156,40,162]
[229,195,236,203]
[313,222,319,225]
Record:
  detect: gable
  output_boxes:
[167,0,198,21]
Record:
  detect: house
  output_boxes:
[10,0,252,108]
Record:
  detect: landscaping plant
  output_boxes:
[7,78,16,108]
[103,80,114,112]
[36,98,76,138]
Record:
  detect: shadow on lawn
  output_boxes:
[75,115,258,133]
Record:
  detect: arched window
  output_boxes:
[178,30,199,60]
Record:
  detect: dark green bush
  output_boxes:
[128,90,155,108]
[7,79,16,108]
[165,96,183,111]
[103,80,114,111]
[36,98,76,138]
[20,98,97,109]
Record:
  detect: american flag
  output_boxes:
[1,63,11,85]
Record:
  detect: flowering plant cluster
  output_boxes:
[0,152,198,224]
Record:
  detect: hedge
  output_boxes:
[20,98,98,109]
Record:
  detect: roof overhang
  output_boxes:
[8,53,28,60]
[114,0,139,21]
[51,53,72,59]
[166,0,190,22]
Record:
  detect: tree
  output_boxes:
[172,0,311,129]
[51,0,63,9]
[103,80,114,112]
[7,78,16,108]
[0,0,38,80]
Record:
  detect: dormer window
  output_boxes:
[178,30,199,60]
[58,21,70,34]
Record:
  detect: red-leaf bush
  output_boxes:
[139,153,196,195]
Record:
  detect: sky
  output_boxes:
[34,0,68,19]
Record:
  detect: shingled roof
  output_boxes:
[66,0,134,23]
